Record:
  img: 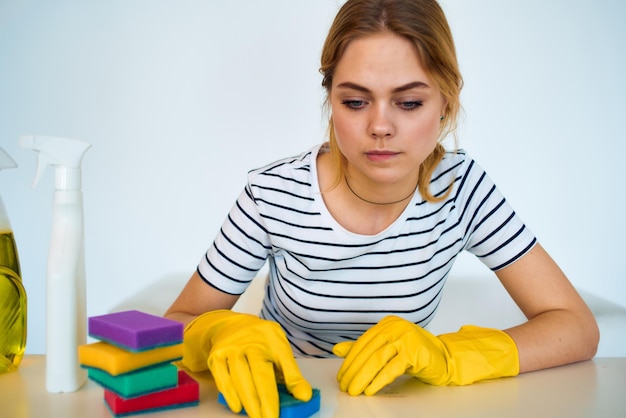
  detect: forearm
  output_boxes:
[163,311,198,328]
[505,307,599,373]
[164,271,239,327]
[495,243,599,373]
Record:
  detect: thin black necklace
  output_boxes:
[344,175,417,205]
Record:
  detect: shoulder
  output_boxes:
[435,149,476,176]
[247,144,319,186]
[429,149,488,197]
[244,144,322,206]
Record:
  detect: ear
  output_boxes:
[440,95,449,118]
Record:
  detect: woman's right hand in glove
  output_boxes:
[180,310,313,418]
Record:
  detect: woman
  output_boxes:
[165,1,599,417]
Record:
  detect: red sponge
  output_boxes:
[104,370,199,417]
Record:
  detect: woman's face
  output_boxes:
[330,32,447,186]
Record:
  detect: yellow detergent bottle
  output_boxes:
[0,146,27,373]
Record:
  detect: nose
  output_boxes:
[369,104,394,139]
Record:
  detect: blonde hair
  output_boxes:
[320,0,463,202]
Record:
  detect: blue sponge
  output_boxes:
[218,385,321,418]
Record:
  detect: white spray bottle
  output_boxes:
[20,135,90,393]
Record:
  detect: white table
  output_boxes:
[1,356,625,418]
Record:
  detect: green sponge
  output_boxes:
[104,370,199,417]
[87,363,178,398]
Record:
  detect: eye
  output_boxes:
[398,100,423,111]
[341,100,367,110]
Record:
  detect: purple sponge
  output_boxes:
[89,310,183,352]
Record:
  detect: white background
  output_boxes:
[1,0,624,355]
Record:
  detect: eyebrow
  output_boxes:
[335,81,430,93]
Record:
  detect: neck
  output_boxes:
[344,175,418,206]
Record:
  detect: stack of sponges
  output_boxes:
[78,310,199,417]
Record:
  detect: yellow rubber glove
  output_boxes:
[333,315,519,396]
[180,310,312,418]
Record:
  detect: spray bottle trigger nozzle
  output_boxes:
[31,152,55,188]
[19,134,90,190]
[19,135,45,188]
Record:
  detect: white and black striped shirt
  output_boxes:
[197,143,536,357]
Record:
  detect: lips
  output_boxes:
[365,150,400,162]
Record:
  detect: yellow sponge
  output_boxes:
[79,341,183,376]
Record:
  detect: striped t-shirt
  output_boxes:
[197,143,536,357]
